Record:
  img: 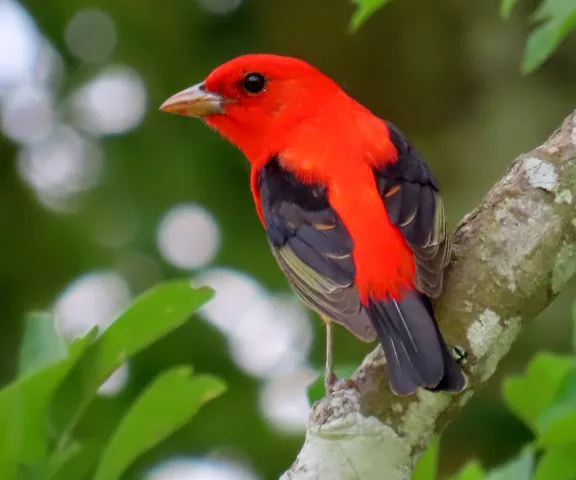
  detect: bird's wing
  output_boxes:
[257,157,376,342]
[374,122,451,298]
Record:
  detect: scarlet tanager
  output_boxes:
[160,54,466,396]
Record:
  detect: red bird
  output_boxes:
[160,55,466,395]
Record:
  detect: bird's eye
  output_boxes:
[242,73,267,95]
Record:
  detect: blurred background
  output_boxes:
[1,0,576,478]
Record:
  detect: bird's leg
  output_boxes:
[324,317,338,392]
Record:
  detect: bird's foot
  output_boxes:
[324,372,338,395]
[325,373,359,395]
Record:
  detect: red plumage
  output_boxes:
[204,55,413,302]
[160,54,466,395]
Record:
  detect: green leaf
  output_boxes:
[485,447,533,480]
[572,301,576,352]
[501,0,520,19]
[533,443,576,480]
[50,281,213,445]
[536,367,576,446]
[413,437,439,480]
[350,0,393,32]
[18,311,67,378]
[0,328,97,478]
[47,441,102,480]
[523,22,563,73]
[93,367,225,480]
[522,1,576,73]
[306,365,357,404]
[532,0,576,22]
[503,352,574,429]
[450,461,485,480]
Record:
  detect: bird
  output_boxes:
[159,54,466,395]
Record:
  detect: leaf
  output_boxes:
[18,311,67,378]
[533,443,576,480]
[450,461,485,480]
[485,447,533,480]
[501,0,520,19]
[350,0,393,32]
[50,281,213,445]
[523,23,563,73]
[503,352,574,429]
[93,367,225,480]
[0,328,97,479]
[522,0,576,73]
[306,365,357,404]
[47,441,102,480]
[413,437,439,480]
[572,301,576,353]
[536,367,576,446]
[533,0,576,22]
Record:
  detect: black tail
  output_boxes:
[367,291,466,395]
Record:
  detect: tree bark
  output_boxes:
[281,111,576,480]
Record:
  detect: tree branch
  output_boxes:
[281,111,576,480]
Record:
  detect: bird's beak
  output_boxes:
[159,82,224,117]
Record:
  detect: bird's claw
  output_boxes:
[325,374,359,395]
[325,372,338,394]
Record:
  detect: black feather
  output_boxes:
[414,186,436,243]
[258,157,377,342]
[384,186,402,224]
[377,121,450,299]
[368,291,465,395]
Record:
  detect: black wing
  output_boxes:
[374,122,451,298]
[258,157,376,342]
[364,122,464,394]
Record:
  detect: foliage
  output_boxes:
[515,0,576,73]
[350,0,394,31]
[412,306,576,479]
[0,281,225,480]
[352,0,576,73]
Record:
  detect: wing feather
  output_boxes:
[258,158,377,342]
[376,122,451,298]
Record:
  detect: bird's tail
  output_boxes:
[367,290,466,395]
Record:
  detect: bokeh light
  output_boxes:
[157,204,221,270]
[196,0,243,15]
[1,84,53,143]
[35,41,64,91]
[196,268,313,378]
[146,458,258,480]
[259,368,316,433]
[54,271,132,395]
[229,295,312,378]
[98,363,130,396]
[71,65,147,135]
[17,125,104,211]
[195,268,265,333]
[54,270,131,339]
[0,0,39,95]
[65,8,116,64]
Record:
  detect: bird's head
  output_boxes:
[160,54,342,162]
